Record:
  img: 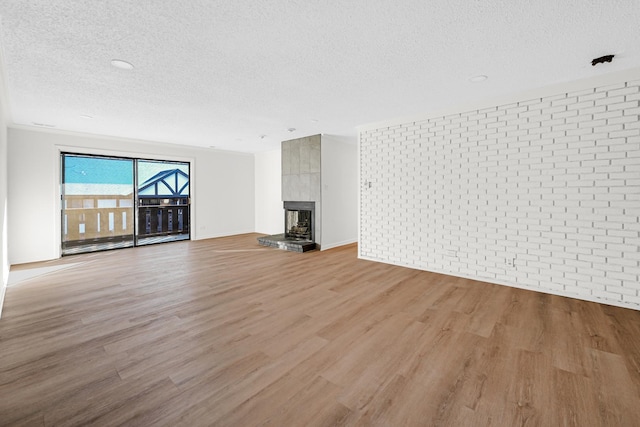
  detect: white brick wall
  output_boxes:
[359,79,640,310]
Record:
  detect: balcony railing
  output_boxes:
[63,207,134,242]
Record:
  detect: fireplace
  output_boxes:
[257,201,317,252]
[284,201,315,242]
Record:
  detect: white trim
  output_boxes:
[320,238,358,251]
[358,255,640,311]
[357,132,363,259]
[197,229,257,241]
[0,282,5,318]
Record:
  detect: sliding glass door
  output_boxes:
[136,159,190,246]
[61,154,135,255]
[61,153,190,255]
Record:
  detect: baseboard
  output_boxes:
[0,283,6,319]
[357,254,640,312]
[194,229,256,240]
[320,238,358,251]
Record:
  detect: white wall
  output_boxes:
[359,72,640,310]
[321,135,358,250]
[7,127,254,265]
[254,148,282,235]
[190,147,255,240]
[0,89,8,314]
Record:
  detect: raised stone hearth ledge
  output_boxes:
[257,234,317,253]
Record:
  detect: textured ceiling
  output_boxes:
[0,0,639,152]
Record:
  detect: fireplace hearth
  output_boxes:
[257,201,316,252]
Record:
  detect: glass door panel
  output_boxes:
[136,159,190,246]
[61,154,135,255]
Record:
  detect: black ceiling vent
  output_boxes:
[592,54,615,66]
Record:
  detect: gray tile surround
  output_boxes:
[281,134,322,246]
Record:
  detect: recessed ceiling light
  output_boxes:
[287,128,296,133]
[310,119,319,123]
[79,115,93,119]
[111,59,134,70]
[469,75,488,83]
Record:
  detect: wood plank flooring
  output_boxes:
[1,233,640,426]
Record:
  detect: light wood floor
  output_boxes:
[2,234,640,426]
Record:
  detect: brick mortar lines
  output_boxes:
[359,80,640,309]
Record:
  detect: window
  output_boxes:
[61,153,190,255]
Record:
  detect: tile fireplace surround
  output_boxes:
[258,135,321,252]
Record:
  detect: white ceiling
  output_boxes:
[0,0,639,153]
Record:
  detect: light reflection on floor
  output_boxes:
[8,263,84,286]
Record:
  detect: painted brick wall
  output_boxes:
[359,79,640,310]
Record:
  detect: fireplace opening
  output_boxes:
[286,209,311,240]
[284,201,315,242]
[257,201,316,252]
